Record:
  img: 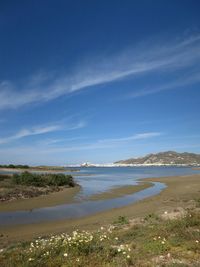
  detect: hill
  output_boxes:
[115,151,200,165]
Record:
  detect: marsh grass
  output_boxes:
[195,198,200,208]
[0,172,76,202]
[0,164,29,169]
[144,213,160,222]
[113,215,129,225]
[0,209,200,266]
[11,172,75,187]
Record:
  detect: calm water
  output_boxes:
[74,166,199,198]
[0,167,199,226]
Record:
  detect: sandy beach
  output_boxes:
[0,173,199,248]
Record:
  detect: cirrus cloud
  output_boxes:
[0,34,200,110]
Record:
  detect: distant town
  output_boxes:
[67,151,200,168]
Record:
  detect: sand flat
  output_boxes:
[88,182,152,201]
[0,186,81,212]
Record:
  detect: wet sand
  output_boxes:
[0,182,151,211]
[0,185,81,212]
[0,174,199,248]
[88,182,152,201]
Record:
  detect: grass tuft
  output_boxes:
[0,209,200,266]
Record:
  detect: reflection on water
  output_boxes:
[0,167,199,225]
[73,166,199,198]
[0,182,165,226]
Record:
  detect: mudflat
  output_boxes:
[0,172,77,204]
[0,174,199,248]
[0,185,81,212]
[88,182,152,201]
[0,182,151,211]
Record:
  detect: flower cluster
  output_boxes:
[116,244,131,259]
[65,230,94,247]
[153,236,167,244]
[21,225,133,265]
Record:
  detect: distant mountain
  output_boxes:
[115,151,200,165]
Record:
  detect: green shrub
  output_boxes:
[12,172,43,186]
[11,172,75,187]
[0,174,10,181]
[113,215,129,225]
[144,213,160,222]
[45,173,75,187]
[0,164,29,169]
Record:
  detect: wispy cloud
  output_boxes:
[54,132,162,152]
[98,132,162,144]
[0,34,200,109]
[0,120,86,145]
[36,132,163,152]
[0,131,161,153]
[38,136,89,146]
[127,70,200,98]
[0,125,61,145]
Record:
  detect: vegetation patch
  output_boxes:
[0,164,30,169]
[113,215,129,225]
[12,172,75,187]
[0,172,76,202]
[0,209,199,266]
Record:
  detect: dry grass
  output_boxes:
[0,206,200,267]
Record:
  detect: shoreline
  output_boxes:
[0,185,81,212]
[87,182,152,201]
[0,173,199,247]
[0,182,151,211]
[0,172,78,204]
[0,167,79,173]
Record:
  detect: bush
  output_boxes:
[0,174,10,181]
[113,216,129,225]
[0,164,29,169]
[12,172,44,186]
[45,173,75,187]
[12,172,75,187]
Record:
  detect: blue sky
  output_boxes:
[0,0,200,165]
